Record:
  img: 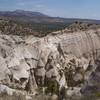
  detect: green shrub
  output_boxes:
[45,80,59,95]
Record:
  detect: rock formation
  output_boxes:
[0,28,100,97]
[81,55,100,95]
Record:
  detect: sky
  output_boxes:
[0,0,100,20]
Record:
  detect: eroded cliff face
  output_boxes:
[81,56,100,95]
[0,29,100,96]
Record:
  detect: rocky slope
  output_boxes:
[0,28,100,98]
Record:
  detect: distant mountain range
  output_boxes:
[0,10,100,24]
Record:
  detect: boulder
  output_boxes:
[66,87,81,97]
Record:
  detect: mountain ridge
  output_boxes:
[0,10,100,24]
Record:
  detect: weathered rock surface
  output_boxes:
[81,56,100,95]
[0,29,100,96]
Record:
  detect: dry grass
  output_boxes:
[0,92,99,100]
[0,93,26,100]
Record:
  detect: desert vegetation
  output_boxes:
[0,18,67,37]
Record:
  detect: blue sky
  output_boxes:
[0,0,100,19]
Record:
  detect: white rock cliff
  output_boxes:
[0,29,100,96]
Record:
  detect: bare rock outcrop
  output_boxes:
[0,29,100,96]
[81,56,100,95]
